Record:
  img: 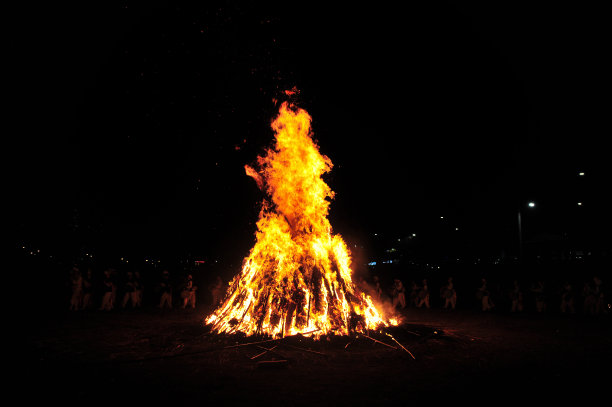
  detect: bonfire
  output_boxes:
[205,100,394,338]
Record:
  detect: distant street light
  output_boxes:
[518,201,536,262]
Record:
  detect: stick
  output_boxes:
[387,334,416,359]
[225,300,253,335]
[222,327,322,350]
[281,310,286,338]
[360,333,397,349]
[240,300,252,322]
[223,338,281,349]
[210,290,242,329]
[403,329,422,337]
[283,344,327,356]
[255,345,287,359]
[250,345,278,360]
[306,293,311,327]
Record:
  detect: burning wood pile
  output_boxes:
[205,100,395,338]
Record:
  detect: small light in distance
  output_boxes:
[528,202,536,208]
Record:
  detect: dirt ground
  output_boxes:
[25,304,611,406]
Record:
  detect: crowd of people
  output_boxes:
[375,274,608,316]
[67,264,608,318]
[68,266,226,312]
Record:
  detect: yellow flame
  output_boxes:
[205,101,388,338]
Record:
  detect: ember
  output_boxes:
[205,100,393,338]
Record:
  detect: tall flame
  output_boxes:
[205,101,389,338]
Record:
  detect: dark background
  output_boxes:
[13,2,609,280]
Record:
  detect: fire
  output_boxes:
[205,101,389,338]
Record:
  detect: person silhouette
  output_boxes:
[69,266,83,311]
[211,276,224,306]
[158,270,173,309]
[392,278,406,309]
[417,279,430,309]
[441,277,457,310]
[182,274,197,309]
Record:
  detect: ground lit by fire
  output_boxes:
[205,101,396,338]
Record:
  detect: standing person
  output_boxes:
[158,270,173,309]
[210,276,224,307]
[441,277,457,310]
[109,269,118,309]
[510,280,524,313]
[132,271,143,308]
[182,274,197,309]
[69,266,83,310]
[121,271,136,309]
[417,279,430,309]
[373,275,383,302]
[592,276,605,315]
[81,268,94,310]
[560,281,576,314]
[99,269,115,311]
[582,280,595,315]
[409,281,419,307]
[477,278,494,311]
[392,278,406,309]
[530,280,547,313]
[69,266,83,311]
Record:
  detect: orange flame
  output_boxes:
[205,101,389,338]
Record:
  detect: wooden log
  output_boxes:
[297,328,321,337]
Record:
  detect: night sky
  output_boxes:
[14,2,609,267]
